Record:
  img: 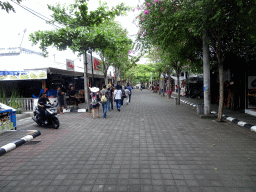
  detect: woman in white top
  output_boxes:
[114,85,122,111]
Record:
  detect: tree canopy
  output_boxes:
[1,0,22,13]
[29,0,131,56]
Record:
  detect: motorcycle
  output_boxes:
[32,103,59,129]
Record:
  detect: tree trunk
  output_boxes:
[114,68,117,84]
[177,74,180,105]
[217,57,224,122]
[168,72,171,99]
[84,50,90,112]
[104,73,108,85]
[158,73,161,95]
[203,34,211,115]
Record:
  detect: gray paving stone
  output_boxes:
[1,90,256,192]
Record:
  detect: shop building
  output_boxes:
[0,48,114,99]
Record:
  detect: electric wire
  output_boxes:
[9,0,62,29]
[15,2,65,29]
[10,0,138,38]
[6,0,137,66]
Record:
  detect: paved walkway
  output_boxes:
[0,89,256,192]
[171,92,256,126]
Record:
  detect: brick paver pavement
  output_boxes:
[1,89,256,192]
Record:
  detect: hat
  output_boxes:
[107,84,111,89]
[90,87,99,92]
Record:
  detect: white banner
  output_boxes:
[0,70,47,81]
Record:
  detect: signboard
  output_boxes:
[0,70,47,81]
[94,58,100,70]
[66,59,74,71]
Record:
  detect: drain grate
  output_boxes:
[24,141,41,145]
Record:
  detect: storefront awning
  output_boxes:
[24,67,84,77]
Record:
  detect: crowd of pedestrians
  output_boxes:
[89,83,132,119]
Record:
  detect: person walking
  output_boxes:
[100,85,108,119]
[127,84,132,103]
[124,86,130,105]
[106,84,113,111]
[57,87,67,114]
[121,86,125,107]
[114,85,122,111]
[90,87,100,119]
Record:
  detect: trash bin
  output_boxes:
[197,104,204,115]
[10,110,16,130]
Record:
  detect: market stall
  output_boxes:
[0,103,16,132]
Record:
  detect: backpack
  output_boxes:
[107,89,112,98]
[127,87,132,94]
[101,94,107,102]
[91,95,98,105]
[122,89,126,98]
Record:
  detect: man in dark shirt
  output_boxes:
[69,86,79,107]
[57,87,66,114]
[38,92,51,124]
[127,84,132,103]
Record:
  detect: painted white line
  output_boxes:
[78,109,86,112]
[17,117,33,121]
[21,135,33,142]
[238,121,247,126]
[251,126,256,132]
[26,130,39,132]
[227,117,235,122]
[2,143,16,152]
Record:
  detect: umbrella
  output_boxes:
[90,87,100,92]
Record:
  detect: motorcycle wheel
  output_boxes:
[35,115,42,126]
[52,117,60,129]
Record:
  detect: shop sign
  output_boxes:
[66,59,74,71]
[0,70,47,81]
[94,58,100,70]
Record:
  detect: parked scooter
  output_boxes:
[32,103,59,129]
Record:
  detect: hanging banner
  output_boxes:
[0,70,47,81]
[94,58,100,70]
[66,59,74,71]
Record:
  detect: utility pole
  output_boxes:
[19,28,27,50]
[84,49,90,112]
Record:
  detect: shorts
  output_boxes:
[92,103,100,109]
[58,99,64,106]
